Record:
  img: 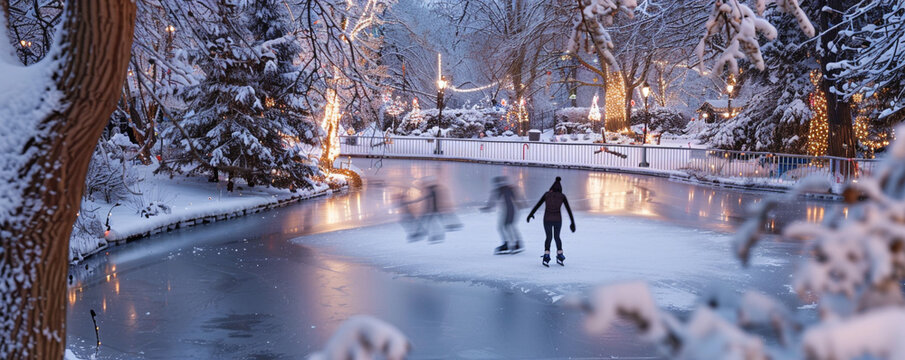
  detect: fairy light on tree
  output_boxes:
[517,97,529,135]
[320,87,342,168]
[588,93,603,133]
[852,93,891,157]
[605,72,627,132]
[408,98,424,126]
[807,70,828,157]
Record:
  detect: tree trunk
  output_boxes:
[0,1,136,358]
[624,84,636,129]
[821,0,856,158]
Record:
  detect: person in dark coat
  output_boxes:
[481,176,523,255]
[526,177,575,266]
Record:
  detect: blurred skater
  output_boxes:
[393,191,419,239]
[526,177,575,267]
[411,177,462,242]
[481,176,523,255]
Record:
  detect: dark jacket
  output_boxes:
[527,178,574,223]
[530,191,574,222]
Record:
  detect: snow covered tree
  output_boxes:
[830,0,905,136]
[164,0,318,190]
[569,0,706,131]
[0,0,136,358]
[699,12,816,153]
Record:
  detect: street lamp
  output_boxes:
[726,75,735,117]
[434,76,448,154]
[639,81,651,167]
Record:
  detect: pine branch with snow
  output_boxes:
[696,0,814,77]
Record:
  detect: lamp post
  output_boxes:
[639,81,651,167]
[726,75,735,118]
[434,76,448,154]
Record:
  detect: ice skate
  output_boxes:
[494,243,509,255]
[508,241,523,254]
[542,254,550,267]
[556,253,565,266]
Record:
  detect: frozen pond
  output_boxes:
[66,159,841,359]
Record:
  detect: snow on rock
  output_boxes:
[308,315,410,360]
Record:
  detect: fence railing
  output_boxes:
[339,136,880,186]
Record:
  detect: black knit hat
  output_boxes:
[550,176,562,192]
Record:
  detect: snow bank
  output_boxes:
[69,168,332,263]
[293,211,763,309]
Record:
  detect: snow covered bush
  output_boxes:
[396,108,507,138]
[68,204,106,262]
[554,107,593,125]
[574,125,905,359]
[630,107,688,135]
[308,315,410,360]
[554,122,593,135]
[83,133,143,203]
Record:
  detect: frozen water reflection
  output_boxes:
[66,159,841,359]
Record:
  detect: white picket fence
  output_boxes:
[339,136,880,187]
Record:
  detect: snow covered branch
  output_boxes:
[696,0,814,77]
[308,316,411,360]
[568,0,638,71]
[577,127,905,358]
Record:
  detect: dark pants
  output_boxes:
[543,221,562,252]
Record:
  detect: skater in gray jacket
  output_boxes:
[482,176,523,255]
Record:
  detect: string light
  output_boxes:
[605,72,627,133]
[806,70,828,157]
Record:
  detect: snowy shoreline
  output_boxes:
[70,172,337,264]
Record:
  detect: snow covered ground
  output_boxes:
[70,166,332,262]
[294,210,780,310]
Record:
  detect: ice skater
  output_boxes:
[392,191,419,239]
[410,177,462,242]
[526,177,576,267]
[481,176,523,255]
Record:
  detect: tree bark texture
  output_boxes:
[820,0,856,158]
[0,0,136,358]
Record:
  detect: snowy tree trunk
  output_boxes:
[0,0,136,358]
[820,0,856,159]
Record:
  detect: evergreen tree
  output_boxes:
[700,12,817,154]
[165,0,318,190]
